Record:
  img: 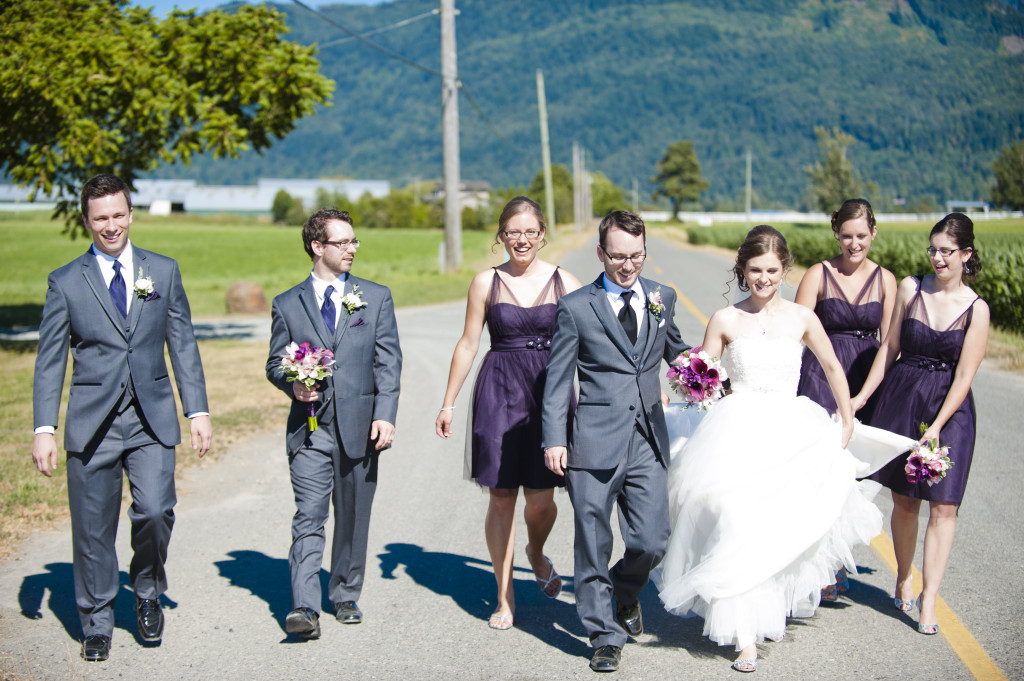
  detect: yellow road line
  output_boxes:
[870,533,1008,681]
[666,281,709,325]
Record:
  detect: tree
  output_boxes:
[528,165,573,227]
[0,0,333,234]
[271,190,296,224]
[991,140,1024,210]
[803,126,875,213]
[590,172,626,217]
[651,141,709,220]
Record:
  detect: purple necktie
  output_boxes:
[109,260,127,319]
[321,285,336,336]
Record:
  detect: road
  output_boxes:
[0,235,1018,680]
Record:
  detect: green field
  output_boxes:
[0,211,502,327]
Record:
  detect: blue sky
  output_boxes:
[131,0,384,17]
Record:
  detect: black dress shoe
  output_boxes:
[81,634,111,662]
[590,645,622,672]
[334,600,362,624]
[616,600,643,637]
[285,607,321,639]
[136,597,164,642]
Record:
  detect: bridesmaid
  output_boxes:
[853,213,989,635]
[795,198,896,599]
[435,196,581,630]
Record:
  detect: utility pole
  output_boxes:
[536,69,555,235]
[632,177,639,213]
[441,0,461,271]
[745,149,752,229]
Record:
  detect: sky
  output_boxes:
[131,0,385,17]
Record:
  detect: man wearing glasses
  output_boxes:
[542,210,688,672]
[266,208,402,640]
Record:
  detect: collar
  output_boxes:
[602,273,644,298]
[310,271,347,299]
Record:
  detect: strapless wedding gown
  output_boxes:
[654,335,913,651]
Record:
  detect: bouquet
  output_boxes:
[280,342,335,431]
[666,345,727,411]
[905,422,953,486]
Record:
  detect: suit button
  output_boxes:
[629,405,635,411]
[128,346,133,352]
[633,354,639,360]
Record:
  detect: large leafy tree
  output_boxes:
[0,0,333,234]
[651,141,709,220]
[803,126,875,213]
[991,140,1024,210]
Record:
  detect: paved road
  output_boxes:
[1,236,1018,680]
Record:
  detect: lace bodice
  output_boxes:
[725,336,803,396]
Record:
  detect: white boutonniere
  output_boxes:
[133,268,159,301]
[647,287,664,321]
[341,285,368,314]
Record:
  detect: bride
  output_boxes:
[655,225,912,673]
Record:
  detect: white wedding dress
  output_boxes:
[654,335,914,651]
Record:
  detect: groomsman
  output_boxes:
[32,174,212,662]
[266,208,401,640]
[542,210,688,672]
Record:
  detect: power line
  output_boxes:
[318,9,438,49]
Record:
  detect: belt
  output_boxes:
[490,335,552,352]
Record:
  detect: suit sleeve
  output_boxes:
[266,296,296,396]
[541,298,579,449]
[32,272,71,430]
[164,261,208,415]
[371,288,402,424]
[661,290,690,365]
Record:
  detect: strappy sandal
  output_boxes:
[731,657,757,673]
[835,569,850,594]
[821,585,839,602]
[534,555,562,599]
[894,577,914,611]
[488,611,513,630]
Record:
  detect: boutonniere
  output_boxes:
[647,287,664,321]
[133,268,160,301]
[341,285,367,314]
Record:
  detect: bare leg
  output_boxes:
[918,501,958,628]
[485,488,518,623]
[522,487,560,596]
[890,492,922,604]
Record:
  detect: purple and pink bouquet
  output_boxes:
[666,345,728,411]
[905,436,953,487]
[280,342,335,431]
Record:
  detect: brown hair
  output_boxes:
[930,212,982,281]
[493,196,547,249]
[733,225,794,291]
[830,198,876,238]
[302,208,354,260]
[80,174,132,220]
[598,210,646,248]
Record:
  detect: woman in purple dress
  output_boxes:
[853,213,989,636]
[435,196,581,630]
[796,199,897,599]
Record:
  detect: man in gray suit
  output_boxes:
[32,174,212,662]
[266,208,401,640]
[542,211,688,672]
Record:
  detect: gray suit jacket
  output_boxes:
[265,275,402,458]
[541,274,688,469]
[33,247,208,452]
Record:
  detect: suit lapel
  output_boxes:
[80,251,128,339]
[127,247,146,337]
[588,275,635,362]
[334,276,356,344]
[298,280,333,348]
[638,279,658,365]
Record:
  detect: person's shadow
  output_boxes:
[377,542,590,657]
[18,562,176,645]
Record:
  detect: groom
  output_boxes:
[542,210,688,672]
[266,208,401,640]
[32,174,212,662]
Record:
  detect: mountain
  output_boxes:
[151,0,1024,210]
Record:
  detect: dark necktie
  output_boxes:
[618,290,637,344]
[321,285,337,336]
[109,260,127,319]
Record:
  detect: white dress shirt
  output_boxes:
[92,241,135,314]
[310,271,348,331]
[602,274,646,336]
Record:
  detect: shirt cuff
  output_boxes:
[187,412,210,419]
[34,426,56,435]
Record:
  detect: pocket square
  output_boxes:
[658,318,665,328]
[145,290,161,302]
[351,317,366,327]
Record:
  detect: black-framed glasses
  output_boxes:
[600,246,646,266]
[926,247,962,258]
[319,239,360,249]
[502,230,542,240]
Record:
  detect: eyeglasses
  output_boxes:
[926,247,962,258]
[320,239,360,249]
[600,247,646,266]
[502,230,542,240]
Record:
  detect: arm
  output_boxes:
[435,271,490,439]
[920,300,989,444]
[802,308,854,447]
[795,262,824,310]
[370,287,402,450]
[660,288,691,364]
[699,308,729,359]
[852,276,914,411]
[877,267,899,345]
[31,273,70,476]
[163,260,211,456]
[542,299,580,476]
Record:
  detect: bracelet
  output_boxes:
[439,406,456,411]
